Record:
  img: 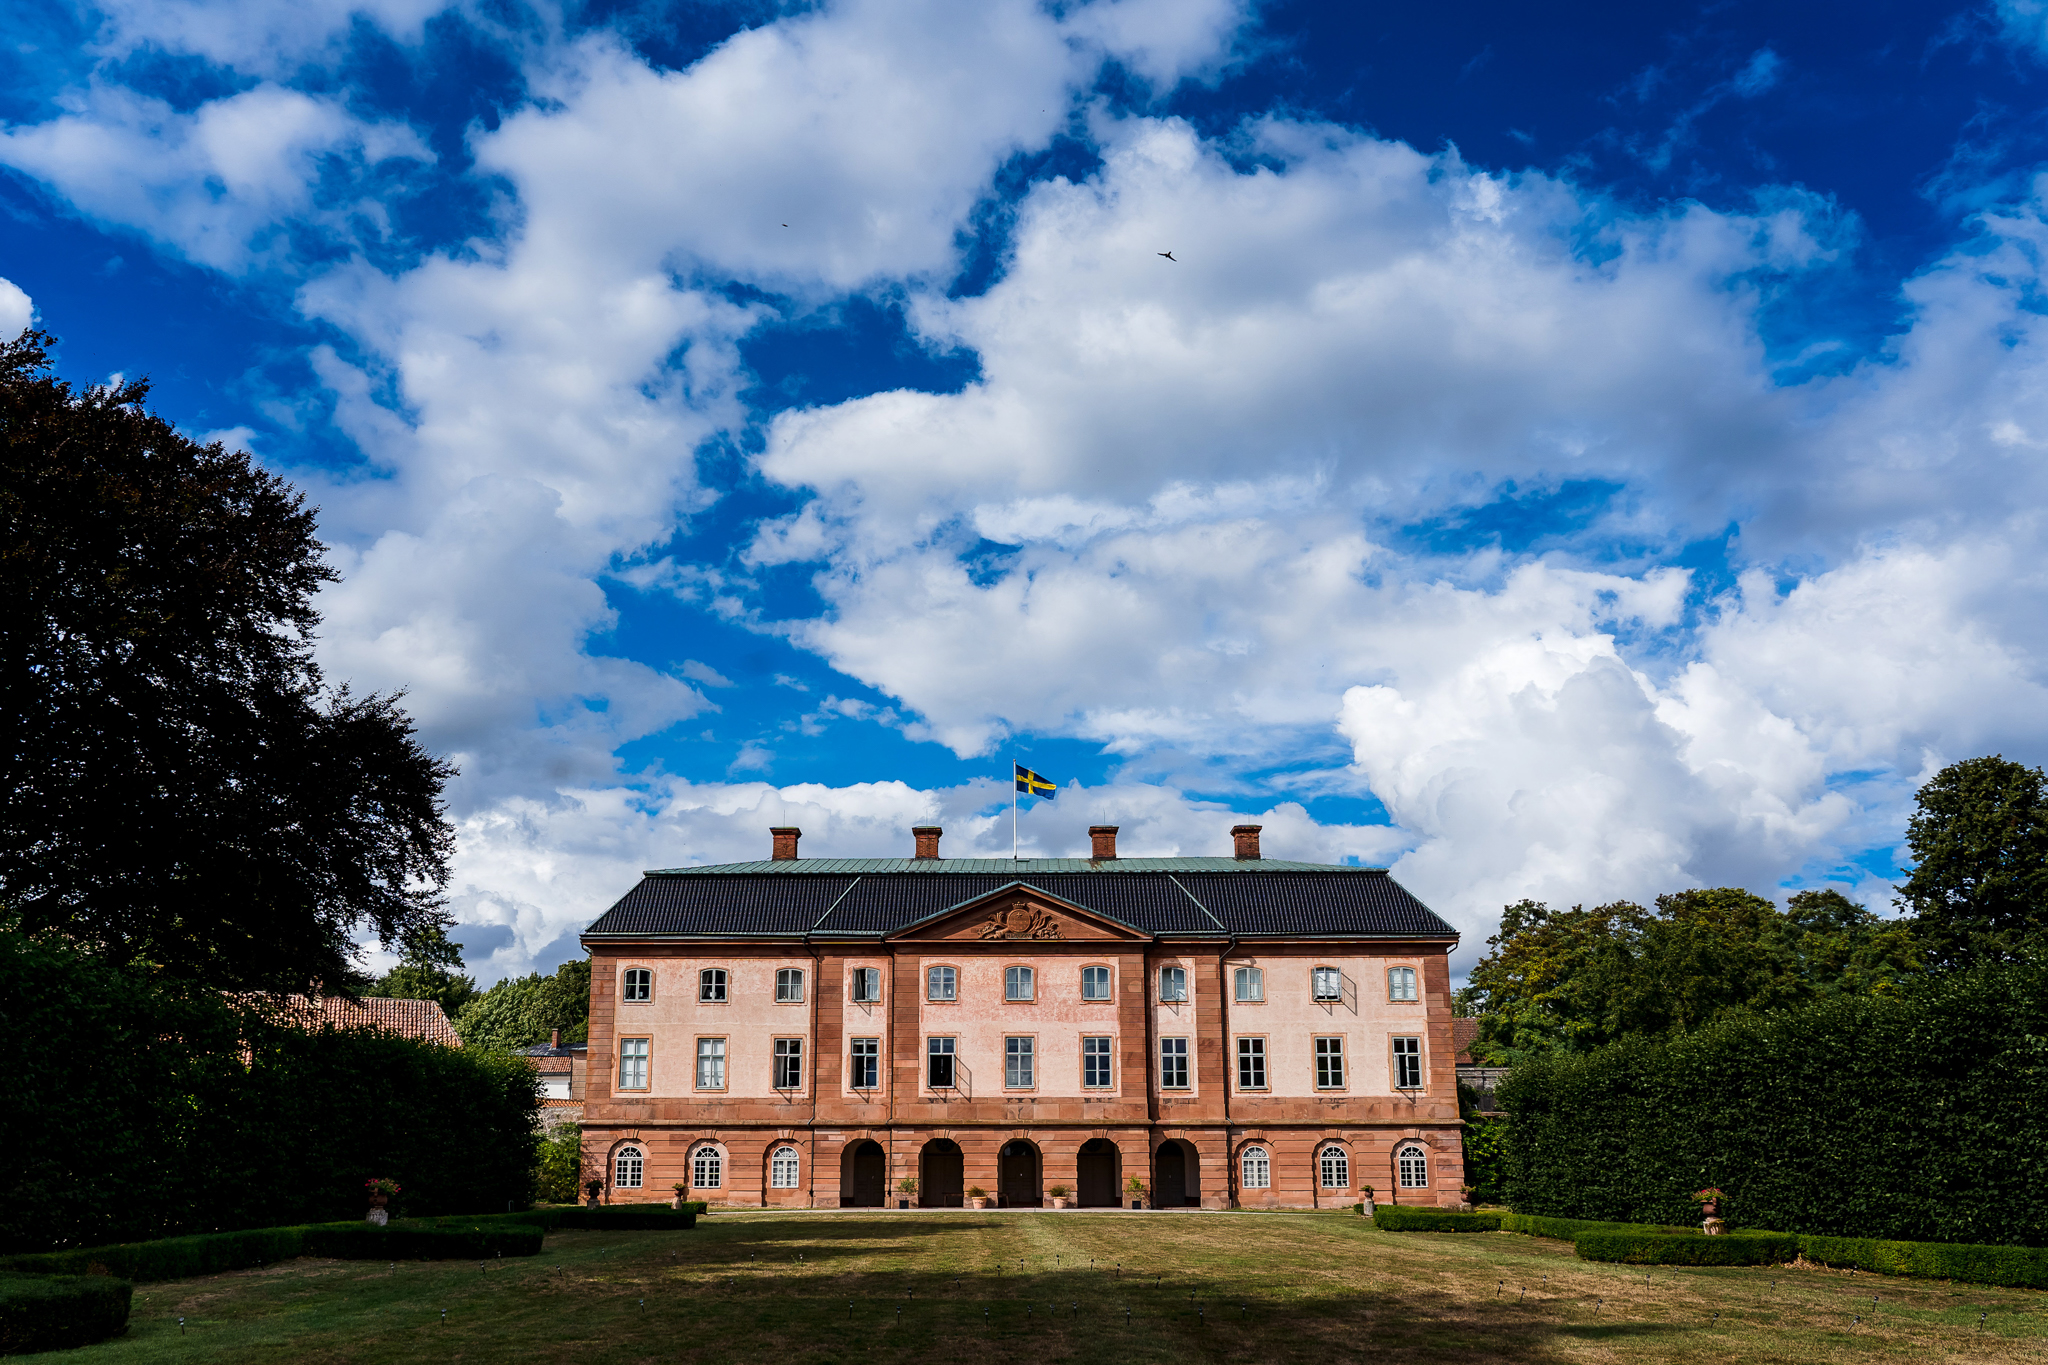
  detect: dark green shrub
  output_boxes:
[1575,1231,1797,1265]
[0,1273,132,1352]
[681,1201,708,1217]
[1799,1235,2048,1290]
[1500,961,2048,1243]
[299,1223,543,1259]
[0,1226,304,1281]
[1500,1213,1693,1239]
[1371,1206,1502,1232]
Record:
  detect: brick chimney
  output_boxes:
[1231,824,1263,860]
[1089,825,1119,860]
[771,826,801,861]
[550,1028,561,1050]
[913,825,942,859]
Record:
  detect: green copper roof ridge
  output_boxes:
[640,856,1388,875]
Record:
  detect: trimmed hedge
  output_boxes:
[1575,1230,1799,1266]
[1499,1213,1697,1239]
[0,1225,303,1281]
[300,1223,542,1260]
[1498,961,2048,1244]
[0,1273,132,1353]
[1799,1234,2048,1290]
[1371,1206,1502,1232]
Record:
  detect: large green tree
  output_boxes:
[454,959,591,1050]
[364,925,478,1018]
[1460,887,1919,1063]
[1896,754,2048,968]
[0,331,456,991]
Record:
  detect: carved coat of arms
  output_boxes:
[976,905,1062,940]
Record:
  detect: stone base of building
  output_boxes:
[579,1123,1466,1211]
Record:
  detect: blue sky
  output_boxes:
[6,0,2048,983]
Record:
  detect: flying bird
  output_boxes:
[1158,251,1176,261]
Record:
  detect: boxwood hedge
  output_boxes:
[1498,1213,1692,1239]
[1798,1234,2048,1290]
[1573,1230,1799,1266]
[0,1272,132,1353]
[1370,1206,1502,1232]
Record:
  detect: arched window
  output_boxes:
[770,1145,800,1189]
[1005,965,1034,1001]
[693,1145,723,1190]
[927,966,956,1001]
[614,1145,644,1189]
[1319,1145,1349,1189]
[1240,1145,1270,1189]
[1387,966,1418,1002]
[1081,965,1111,1000]
[622,968,652,1002]
[1397,1145,1428,1190]
[700,968,727,1002]
[1158,965,1187,1002]
[776,968,804,1002]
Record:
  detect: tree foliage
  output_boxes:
[1460,887,1919,1062]
[454,959,591,1050]
[364,925,478,1018]
[1898,754,2048,968]
[0,331,456,991]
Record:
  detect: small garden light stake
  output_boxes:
[178,1317,185,1335]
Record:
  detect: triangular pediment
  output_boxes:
[884,882,1152,943]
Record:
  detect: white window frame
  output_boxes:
[776,968,805,1003]
[695,1036,727,1090]
[1393,1035,1423,1090]
[927,1036,956,1089]
[693,1145,723,1190]
[927,966,956,1002]
[1315,1035,1345,1089]
[1005,965,1035,1002]
[1081,965,1111,1001]
[1240,1146,1270,1190]
[1320,1146,1350,1190]
[1234,966,1263,1002]
[850,1037,879,1089]
[699,968,727,1003]
[1159,965,1188,1002]
[1312,966,1342,1002]
[1397,1145,1428,1190]
[770,1145,800,1189]
[1004,1035,1035,1088]
[773,1037,804,1090]
[851,967,882,1003]
[622,967,652,1003]
[1236,1036,1266,1089]
[1159,1036,1189,1089]
[1082,1035,1112,1088]
[614,1145,644,1189]
[1388,965,1418,1002]
[618,1036,649,1090]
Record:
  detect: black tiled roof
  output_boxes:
[583,862,1454,941]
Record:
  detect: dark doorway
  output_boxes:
[920,1139,963,1208]
[1154,1141,1186,1209]
[842,1140,885,1207]
[1076,1138,1120,1207]
[998,1140,1041,1207]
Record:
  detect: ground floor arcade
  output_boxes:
[582,1124,1466,1211]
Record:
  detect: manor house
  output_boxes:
[578,824,1464,1209]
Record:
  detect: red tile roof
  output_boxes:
[281,995,461,1046]
[1453,1017,1479,1064]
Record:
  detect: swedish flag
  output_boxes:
[1014,764,1057,800]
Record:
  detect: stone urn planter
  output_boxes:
[363,1178,399,1226]
[1048,1185,1070,1210]
[1050,1196,1069,1210]
[968,1196,989,1211]
[1696,1187,1727,1236]
[1360,1196,1376,1219]
[585,1179,604,1210]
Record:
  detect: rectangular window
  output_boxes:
[699,968,727,1003]
[694,1036,725,1089]
[1393,1035,1422,1089]
[1312,967,1342,1002]
[850,967,882,1003]
[1159,965,1187,1002]
[927,1036,955,1089]
[618,1037,649,1090]
[776,968,804,1003]
[773,1037,803,1089]
[1160,1037,1189,1089]
[1236,1036,1266,1090]
[1083,1035,1113,1088]
[927,966,956,1002]
[1388,965,1418,1002]
[1004,1036,1035,1088]
[850,1037,879,1089]
[1005,965,1035,1001]
[622,968,651,1002]
[1233,967,1263,1002]
[1082,965,1111,1000]
[1315,1036,1345,1089]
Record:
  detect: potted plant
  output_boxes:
[966,1185,989,1211]
[896,1176,918,1210]
[585,1178,604,1209]
[1047,1183,1070,1210]
[672,1183,689,1210]
[1126,1174,1147,1210]
[1459,1183,1476,1213]
[1694,1187,1728,1235]
[1359,1185,1375,1218]
[363,1177,400,1225]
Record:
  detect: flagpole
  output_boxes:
[1012,759,1019,862]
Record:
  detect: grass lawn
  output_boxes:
[50,1210,2048,1363]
